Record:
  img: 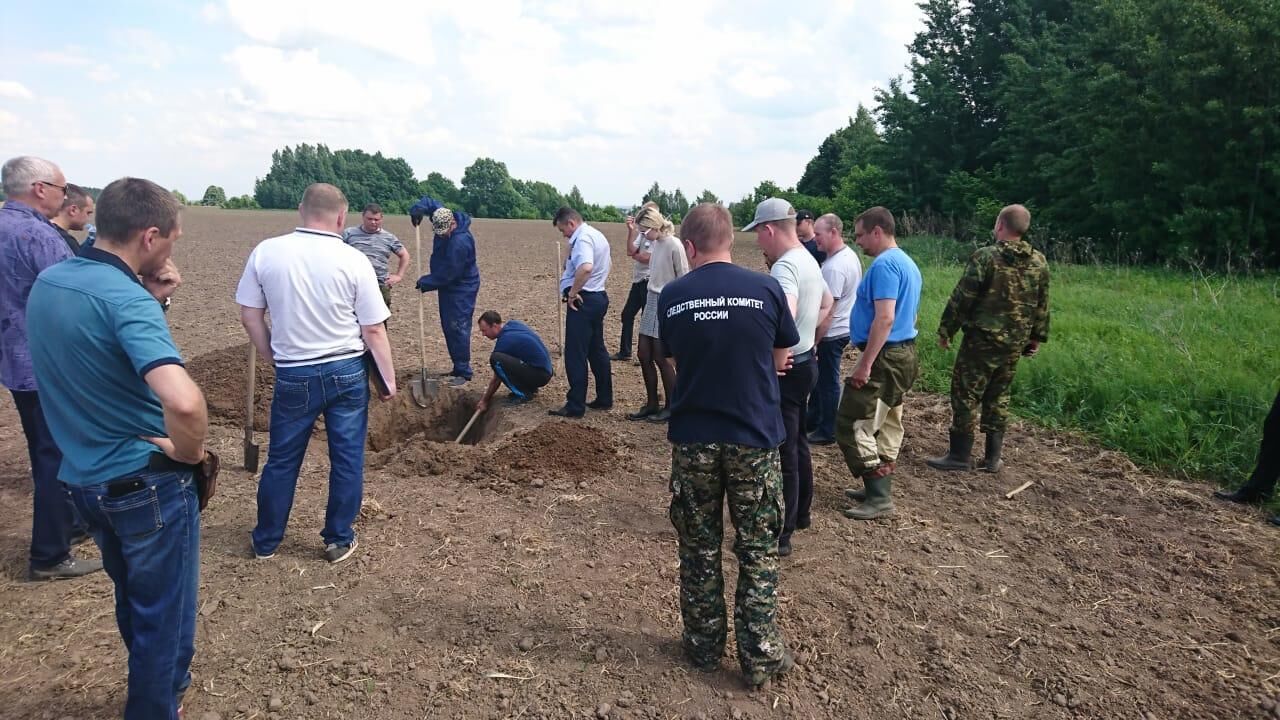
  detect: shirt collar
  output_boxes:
[80,246,144,286]
[295,227,342,240]
[2,199,51,223]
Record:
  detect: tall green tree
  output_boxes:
[418,172,461,206]
[201,185,227,206]
[797,105,883,197]
[460,158,529,218]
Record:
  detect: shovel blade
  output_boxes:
[244,442,260,473]
[409,375,438,406]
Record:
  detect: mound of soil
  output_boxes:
[482,421,620,483]
[187,342,274,431]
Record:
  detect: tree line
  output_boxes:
[748,0,1280,268]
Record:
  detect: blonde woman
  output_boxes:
[628,206,689,422]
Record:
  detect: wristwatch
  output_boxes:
[161,297,172,312]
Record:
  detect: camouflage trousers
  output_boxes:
[835,343,920,477]
[949,332,1024,434]
[669,443,788,679]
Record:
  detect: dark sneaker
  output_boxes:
[324,539,358,564]
[448,376,470,387]
[503,394,531,406]
[777,536,793,557]
[627,405,659,421]
[748,651,795,691]
[1270,514,1279,527]
[806,432,835,446]
[548,406,584,418]
[68,530,93,546]
[610,352,631,362]
[28,556,103,581]
[646,408,672,423]
[586,399,613,410]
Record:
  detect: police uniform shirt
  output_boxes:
[658,262,800,449]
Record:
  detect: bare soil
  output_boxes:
[0,207,1275,720]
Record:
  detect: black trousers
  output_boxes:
[617,280,648,357]
[778,359,819,541]
[1245,387,1280,497]
[564,290,612,414]
[491,352,552,397]
[11,390,77,569]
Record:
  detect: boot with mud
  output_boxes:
[747,650,795,691]
[843,474,895,520]
[845,460,894,502]
[981,431,1004,473]
[926,430,973,471]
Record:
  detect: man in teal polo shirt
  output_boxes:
[29,177,209,720]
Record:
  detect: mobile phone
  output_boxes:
[107,479,147,498]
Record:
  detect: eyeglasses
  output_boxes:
[35,180,67,195]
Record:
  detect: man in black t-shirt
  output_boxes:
[657,203,798,690]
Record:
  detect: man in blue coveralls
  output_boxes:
[410,197,481,387]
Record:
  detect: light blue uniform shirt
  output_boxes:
[559,223,612,293]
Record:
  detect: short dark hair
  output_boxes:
[95,177,181,243]
[362,203,383,215]
[855,206,896,237]
[681,203,733,252]
[552,206,582,226]
[61,183,92,210]
[478,311,502,326]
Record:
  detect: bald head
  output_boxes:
[997,204,1031,239]
[299,183,348,231]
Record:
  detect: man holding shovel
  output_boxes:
[237,183,395,565]
[410,197,480,387]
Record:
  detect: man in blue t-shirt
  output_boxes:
[29,177,209,719]
[475,311,554,413]
[837,206,922,521]
[657,203,797,690]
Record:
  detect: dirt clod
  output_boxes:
[518,637,535,652]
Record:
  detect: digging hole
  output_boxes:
[366,387,502,450]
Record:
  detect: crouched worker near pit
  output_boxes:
[928,204,1049,473]
[474,311,554,414]
[411,197,480,385]
[657,203,798,689]
[29,177,210,720]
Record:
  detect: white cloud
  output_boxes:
[0,81,33,100]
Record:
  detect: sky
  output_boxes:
[0,1,922,206]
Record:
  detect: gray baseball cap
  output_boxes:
[742,197,797,231]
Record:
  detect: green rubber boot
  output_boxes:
[843,475,895,520]
[845,461,894,502]
[925,430,973,471]
[981,431,1004,473]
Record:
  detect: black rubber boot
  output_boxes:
[926,431,973,471]
[981,431,1004,473]
[843,475,895,520]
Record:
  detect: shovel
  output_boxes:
[409,222,439,407]
[454,406,484,444]
[554,240,563,356]
[243,343,260,472]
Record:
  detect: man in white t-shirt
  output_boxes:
[236,183,395,565]
[746,198,833,557]
[808,213,862,446]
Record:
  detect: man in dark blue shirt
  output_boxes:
[411,198,481,386]
[656,203,797,690]
[474,311,554,413]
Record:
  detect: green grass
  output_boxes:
[893,235,1280,501]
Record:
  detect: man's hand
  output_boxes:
[848,359,872,389]
[140,435,205,465]
[379,381,397,402]
[1022,341,1040,358]
[776,350,795,377]
[625,215,636,231]
[475,398,488,414]
[410,210,424,227]
[567,292,583,310]
[415,276,432,293]
[938,334,951,350]
[386,274,402,287]
[143,259,182,302]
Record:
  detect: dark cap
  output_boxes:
[795,209,816,222]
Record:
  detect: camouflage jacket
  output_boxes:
[938,239,1050,347]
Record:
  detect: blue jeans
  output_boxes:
[563,290,612,414]
[253,355,369,554]
[66,469,199,720]
[11,389,79,569]
[807,336,849,440]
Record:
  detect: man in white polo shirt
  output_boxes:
[236,183,395,564]
[808,213,862,446]
[549,205,613,418]
[746,198,832,558]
